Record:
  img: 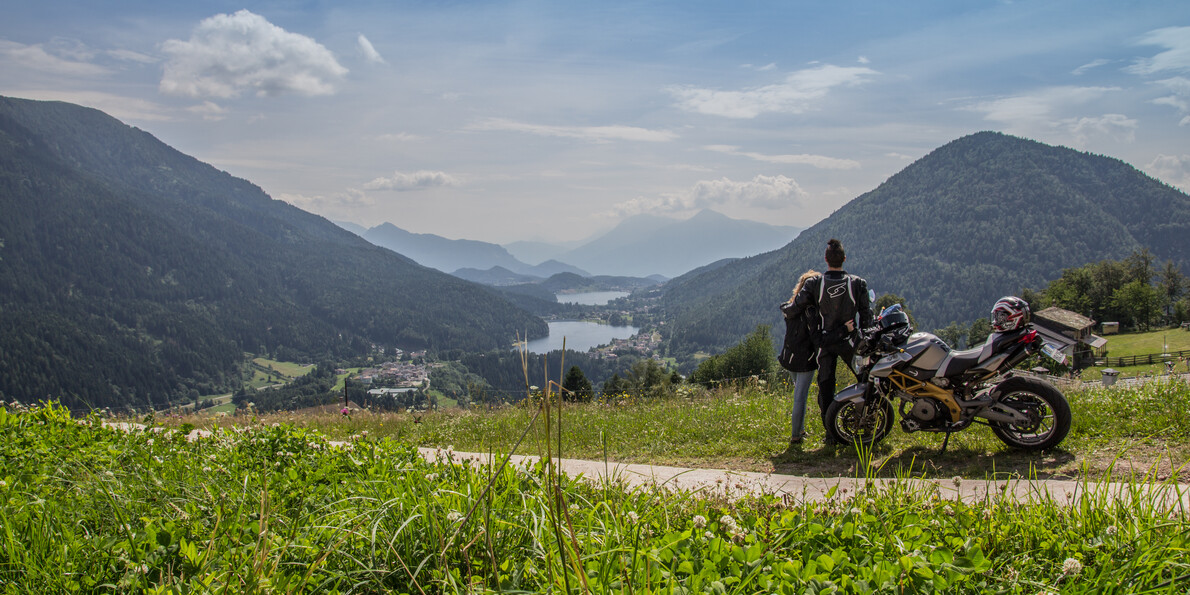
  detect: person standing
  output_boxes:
[790,239,874,443]
[779,270,821,447]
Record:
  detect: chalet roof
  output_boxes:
[1034,324,1077,354]
[1034,307,1095,331]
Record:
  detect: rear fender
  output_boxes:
[834,382,870,404]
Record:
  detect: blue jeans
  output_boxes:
[790,371,815,439]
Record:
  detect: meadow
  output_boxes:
[2,377,1189,593]
[1075,328,1190,380]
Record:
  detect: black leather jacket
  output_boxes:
[788,270,874,352]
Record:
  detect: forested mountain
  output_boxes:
[0,96,545,411]
[560,209,802,278]
[661,132,1190,357]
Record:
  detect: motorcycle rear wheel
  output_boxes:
[989,376,1071,451]
[824,397,894,448]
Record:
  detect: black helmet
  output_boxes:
[877,304,912,343]
[991,296,1030,332]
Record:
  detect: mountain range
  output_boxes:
[349,210,800,281]
[519,210,801,278]
[0,96,545,410]
[358,223,588,278]
[660,131,1190,358]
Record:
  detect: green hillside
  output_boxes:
[0,96,546,411]
[661,132,1190,358]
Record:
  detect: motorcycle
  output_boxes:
[824,302,1071,452]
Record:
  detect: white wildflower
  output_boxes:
[719,514,737,531]
[425,473,439,482]
[693,515,707,529]
[952,476,962,488]
[1062,557,1082,576]
[0,480,6,488]
[626,511,639,524]
[703,531,714,540]
[1105,525,1118,536]
[447,511,464,523]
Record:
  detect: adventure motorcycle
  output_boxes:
[824,298,1071,451]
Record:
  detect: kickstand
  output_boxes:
[939,431,952,455]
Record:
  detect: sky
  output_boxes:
[2,1,1189,244]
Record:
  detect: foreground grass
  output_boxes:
[204,378,1190,483]
[2,402,1188,593]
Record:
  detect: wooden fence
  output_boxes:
[1097,348,1190,368]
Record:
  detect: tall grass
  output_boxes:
[1,401,1188,593]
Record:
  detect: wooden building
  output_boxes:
[1032,307,1108,370]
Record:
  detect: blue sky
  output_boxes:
[3,1,1189,244]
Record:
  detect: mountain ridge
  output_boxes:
[0,96,546,410]
[659,131,1190,357]
[559,209,801,278]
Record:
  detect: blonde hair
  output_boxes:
[789,269,819,302]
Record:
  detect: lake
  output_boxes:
[521,320,640,354]
[556,291,630,306]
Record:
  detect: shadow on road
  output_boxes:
[769,442,1080,481]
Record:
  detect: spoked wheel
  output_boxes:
[824,397,894,448]
[989,377,1071,451]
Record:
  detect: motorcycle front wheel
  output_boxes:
[824,397,894,448]
[989,376,1071,451]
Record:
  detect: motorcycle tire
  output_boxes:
[824,397,894,448]
[989,376,1071,451]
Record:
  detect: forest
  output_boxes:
[0,96,545,412]
[658,131,1190,361]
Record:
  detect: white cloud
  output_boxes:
[1127,26,1190,76]
[159,10,348,98]
[668,64,878,119]
[362,170,460,191]
[186,100,227,121]
[857,56,870,65]
[968,86,1118,124]
[357,34,385,64]
[1145,154,1190,191]
[1072,58,1109,76]
[107,49,157,64]
[704,145,860,169]
[0,39,109,76]
[965,86,1135,145]
[469,118,677,142]
[614,174,807,215]
[1149,76,1190,121]
[376,132,423,142]
[1065,113,1137,145]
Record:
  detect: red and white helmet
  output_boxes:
[991,296,1030,332]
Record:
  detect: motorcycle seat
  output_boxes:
[940,346,988,377]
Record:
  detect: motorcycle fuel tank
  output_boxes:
[903,332,951,372]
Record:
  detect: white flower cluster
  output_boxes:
[1061,557,1082,576]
